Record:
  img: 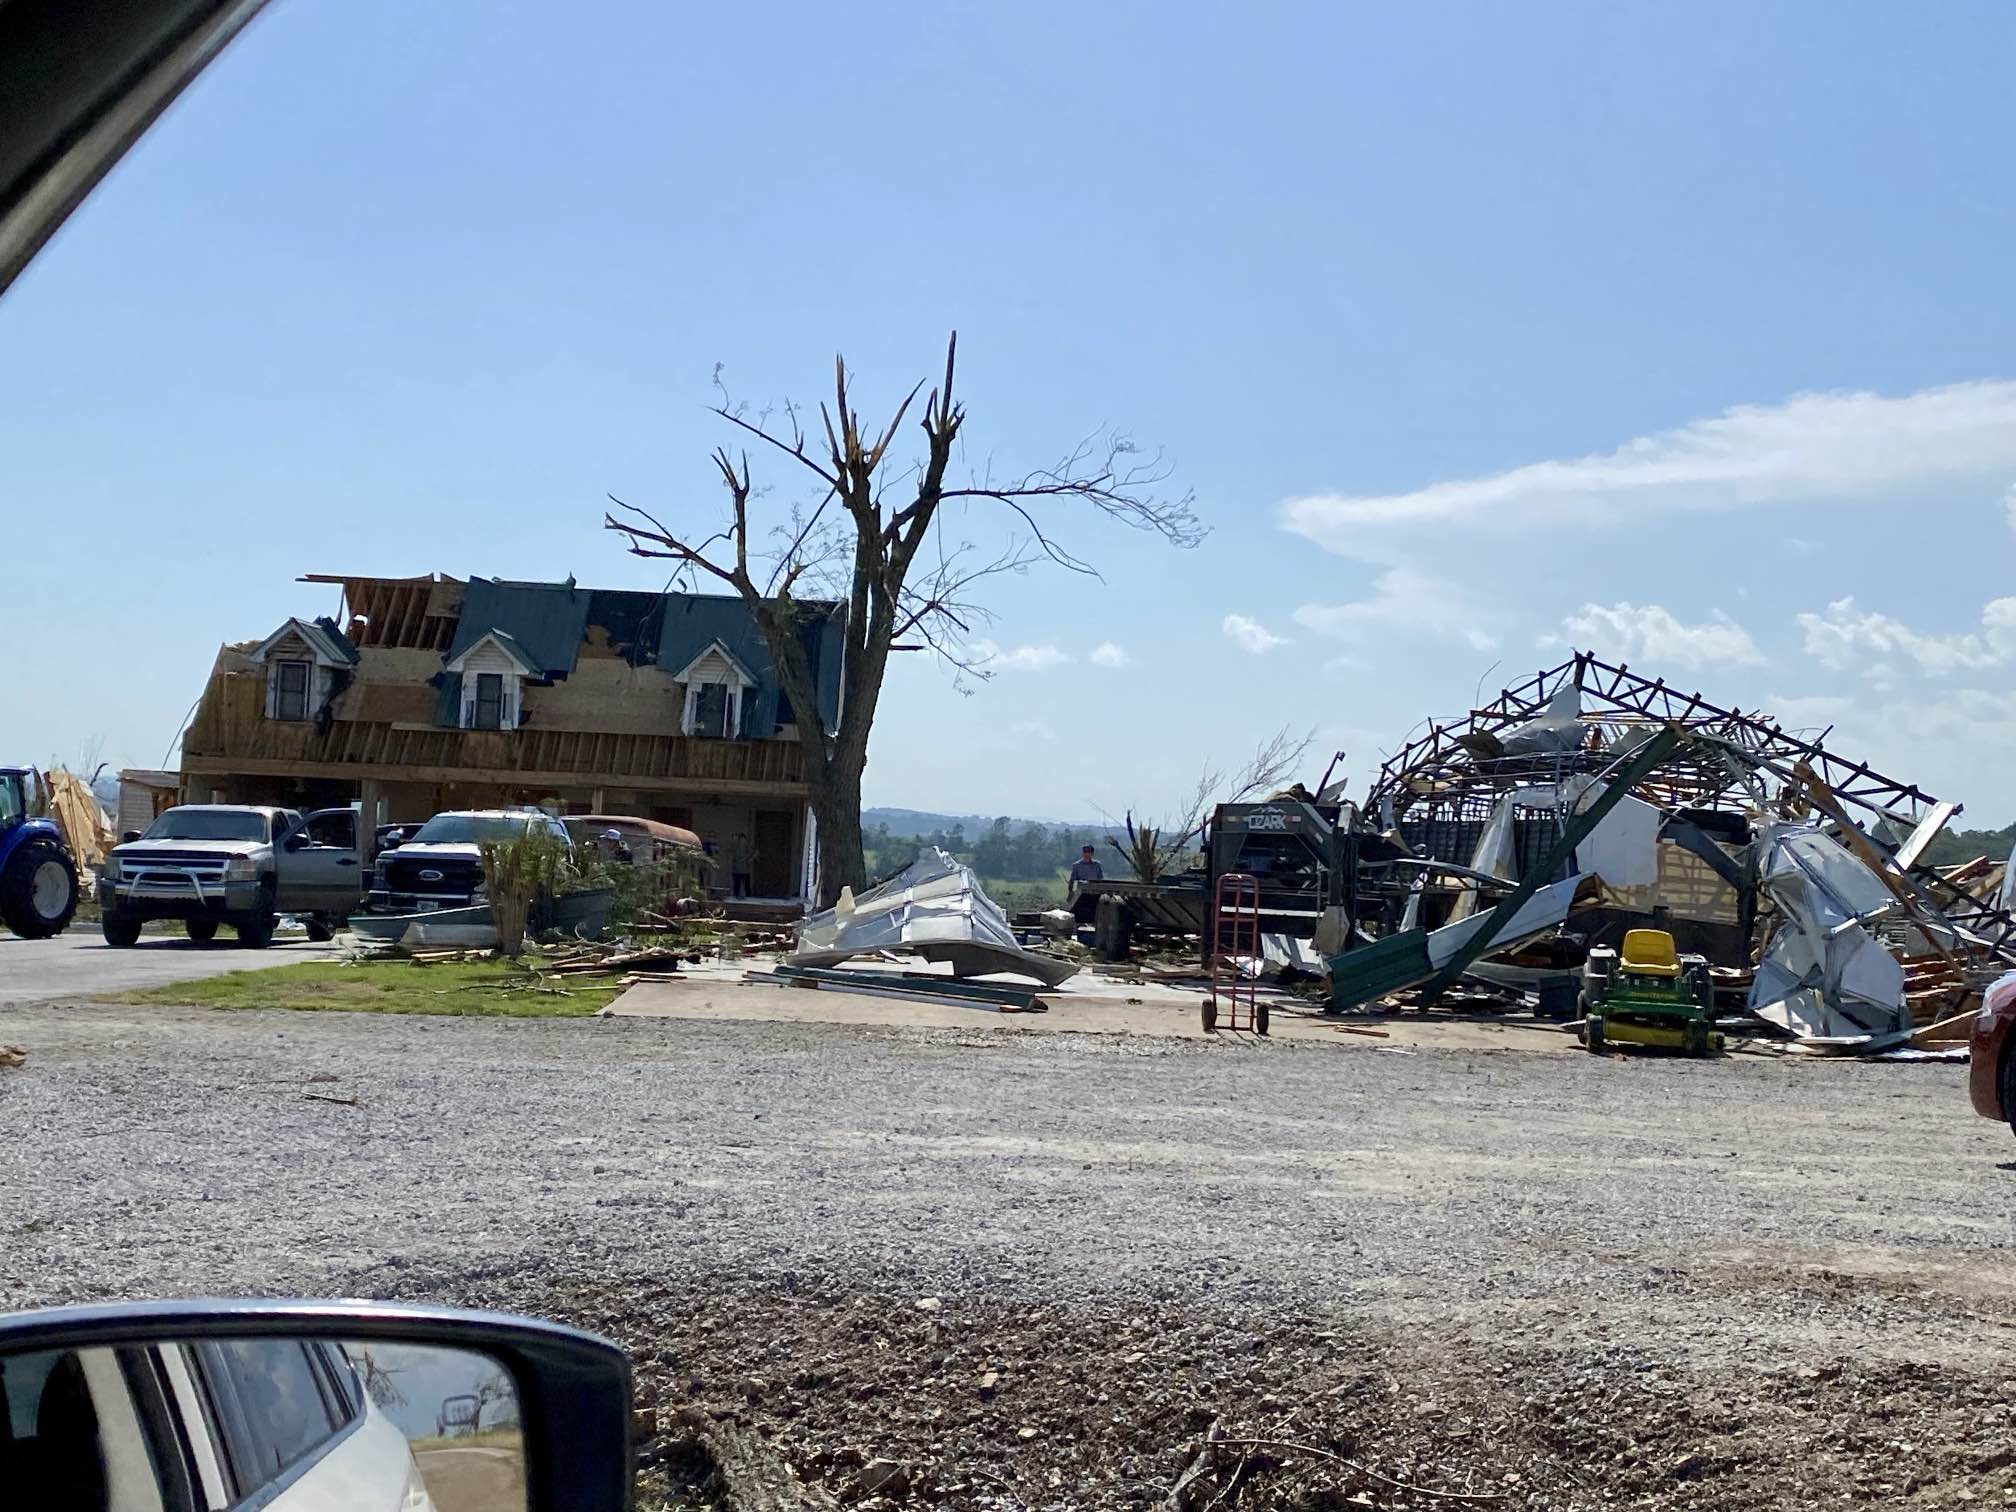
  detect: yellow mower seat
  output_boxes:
[1619,928,1682,979]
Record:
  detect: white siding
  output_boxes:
[457,642,523,730]
[682,648,741,686]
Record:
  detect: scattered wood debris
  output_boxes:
[0,1044,27,1070]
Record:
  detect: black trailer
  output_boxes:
[1076,797,1373,961]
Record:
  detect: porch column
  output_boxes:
[359,778,383,862]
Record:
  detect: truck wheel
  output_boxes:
[304,915,336,943]
[236,909,277,949]
[1,839,78,939]
[185,918,218,944]
[102,915,142,948]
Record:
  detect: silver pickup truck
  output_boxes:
[97,805,364,948]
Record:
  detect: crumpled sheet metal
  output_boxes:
[1429,874,1587,969]
[793,847,1078,988]
[1747,822,1910,1045]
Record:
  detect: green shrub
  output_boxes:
[479,827,576,957]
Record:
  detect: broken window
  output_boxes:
[471,672,505,731]
[691,682,729,738]
[273,659,311,721]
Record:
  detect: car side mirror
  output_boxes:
[120,831,142,845]
[283,831,309,851]
[0,1300,631,1512]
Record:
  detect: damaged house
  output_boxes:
[1326,653,2016,1050]
[175,573,844,904]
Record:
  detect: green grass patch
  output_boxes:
[113,958,620,1017]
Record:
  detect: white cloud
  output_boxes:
[1554,602,1763,670]
[1764,687,2016,823]
[1222,614,1290,654]
[1280,380,2016,551]
[1089,642,1131,669]
[1293,568,1498,652]
[972,639,1070,672]
[1798,596,2016,679]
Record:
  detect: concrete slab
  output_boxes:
[609,963,1577,1053]
[0,930,340,1005]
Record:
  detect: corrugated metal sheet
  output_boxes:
[446,579,592,679]
[655,595,844,735]
[442,579,844,733]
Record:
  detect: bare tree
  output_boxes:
[1107,725,1316,882]
[607,335,1203,903]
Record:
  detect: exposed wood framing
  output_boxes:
[179,752,802,799]
[183,670,804,794]
[300,573,459,652]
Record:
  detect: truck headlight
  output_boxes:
[224,855,260,882]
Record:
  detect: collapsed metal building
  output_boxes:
[1329,653,2016,1048]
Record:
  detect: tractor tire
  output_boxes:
[304,915,336,944]
[1201,998,1218,1033]
[1584,1015,1607,1055]
[102,915,142,948]
[1684,1020,1711,1059]
[0,839,78,939]
[185,918,219,944]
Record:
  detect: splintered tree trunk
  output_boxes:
[810,765,867,907]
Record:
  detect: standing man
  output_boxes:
[1068,843,1104,926]
[730,830,754,898]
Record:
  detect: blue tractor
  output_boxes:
[0,767,80,938]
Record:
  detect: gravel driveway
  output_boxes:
[2,1002,2011,1507]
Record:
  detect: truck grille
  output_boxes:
[114,851,234,899]
[121,853,230,880]
[383,856,484,898]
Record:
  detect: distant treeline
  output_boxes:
[863,816,1111,883]
[1920,822,2016,871]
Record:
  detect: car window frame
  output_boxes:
[117,1347,201,1512]
[186,1338,360,1510]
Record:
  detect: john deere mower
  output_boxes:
[1579,928,1719,1057]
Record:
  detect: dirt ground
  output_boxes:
[1,998,2012,1509]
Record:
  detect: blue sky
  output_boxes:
[6,2,2016,823]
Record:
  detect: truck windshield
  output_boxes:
[143,811,269,842]
[407,815,539,845]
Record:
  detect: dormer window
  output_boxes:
[250,617,359,725]
[273,660,312,722]
[444,629,540,732]
[673,642,757,739]
[472,672,506,731]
